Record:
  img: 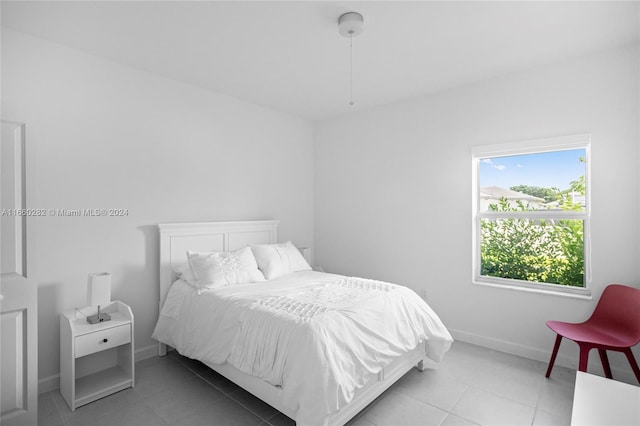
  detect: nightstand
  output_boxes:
[60,301,135,411]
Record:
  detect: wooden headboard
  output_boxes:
[158,220,279,309]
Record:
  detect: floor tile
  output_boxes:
[536,379,575,419]
[362,390,448,426]
[38,392,65,426]
[394,368,468,411]
[141,376,226,423]
[532,408,571,426]
[441,413,481,426]
[437,342,489,382]
[198,370,245,395]
[467,362,544,407]
[133,358,196,398]
[86,404,169,426]
[346,415,376,426]
[451,387,536,426]
[181,358,245,395]
[265,411,296,426]
[230,387,279,420]
[174,396,264,426]
[545,364,577,388]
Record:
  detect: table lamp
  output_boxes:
[86,272,111,324]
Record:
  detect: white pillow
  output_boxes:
[187,247,265,289]
[250,241,311,280]
[173,263,198,287]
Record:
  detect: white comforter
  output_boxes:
[152,271,452,424]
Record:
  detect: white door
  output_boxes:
[1,121,37,425]
[0,275,37,426]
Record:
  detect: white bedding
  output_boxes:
[152,270,453,424]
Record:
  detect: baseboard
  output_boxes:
[38,374,60,394]
[449,328,637,384]
[449,328,558,364]
[38,344,160,394]
[135,343,159,362]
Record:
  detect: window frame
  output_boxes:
[471,134,591,298]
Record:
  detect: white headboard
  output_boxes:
[158,220,279,309]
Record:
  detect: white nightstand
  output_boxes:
[60,301,135,411]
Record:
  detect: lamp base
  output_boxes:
[86,312,111,324]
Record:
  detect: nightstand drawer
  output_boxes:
[75,324,131,358]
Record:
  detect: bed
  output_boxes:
[152,220,453,425]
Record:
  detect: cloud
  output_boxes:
[517,163,524,168]
[482,158,506,171]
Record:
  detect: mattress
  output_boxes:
[152,270,453,424]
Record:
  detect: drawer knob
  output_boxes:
[102,338,108,343]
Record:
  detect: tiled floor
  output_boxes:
[38,341,576,426]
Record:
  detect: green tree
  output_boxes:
[480,197,584,286]
[509,185,560,203]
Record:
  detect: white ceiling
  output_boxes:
[2,1,638,121]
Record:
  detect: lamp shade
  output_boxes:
[87,273,111,307]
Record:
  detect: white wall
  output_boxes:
[1,29,315,389]
[315,44,640,380]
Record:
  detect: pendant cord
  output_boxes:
[338,11,363,107]
[349,34,354,106]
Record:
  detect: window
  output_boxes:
[472,134,590,296]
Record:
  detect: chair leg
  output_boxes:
[622,348,640,384]
[598,349,612,379]
[578,345,591,372]
[545,335,562,378]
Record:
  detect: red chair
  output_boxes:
[545,284,640,383]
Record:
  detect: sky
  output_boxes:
[479,148,586,190]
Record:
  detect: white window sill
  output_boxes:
[473,277,592,300]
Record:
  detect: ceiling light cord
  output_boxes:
[349,34,354,106]
[338,11,364,108]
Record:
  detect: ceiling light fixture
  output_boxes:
[338,12,364,106]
